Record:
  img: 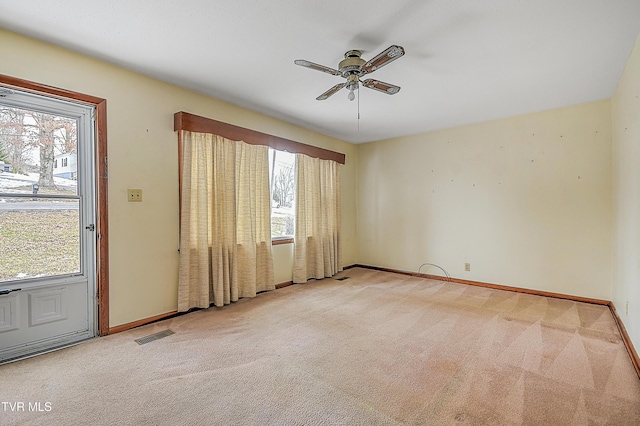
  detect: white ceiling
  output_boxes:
[1,1,639,144]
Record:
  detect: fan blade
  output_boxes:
[362,79,401,95]
[294,59,340,76]
[316,83,346,100]
[362,45,405,74]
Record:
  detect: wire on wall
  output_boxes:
[417,263,452,282]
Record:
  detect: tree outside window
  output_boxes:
[0,107,76,189]
[268,149,295,239]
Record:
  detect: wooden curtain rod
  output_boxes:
[174,111,346,164]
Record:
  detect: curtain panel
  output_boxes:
[178,131,275,311]
[293,154,342,283]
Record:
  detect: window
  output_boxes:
[268,148,295,241]
[174,111,346,247]
[54,159,58,168]
[62,157,68,167]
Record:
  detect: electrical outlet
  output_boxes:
[127,189,142,202]
[464,263,470,272]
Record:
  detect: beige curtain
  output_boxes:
[178,131,274,311]
[293,154,342,283]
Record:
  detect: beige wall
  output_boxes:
[357,100,613,300]
[612,32,640,351]
[0,29,357,327]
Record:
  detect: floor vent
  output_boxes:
[335,276,350,281]
[135,329,174,345]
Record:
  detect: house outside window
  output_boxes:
[53,153,77,180]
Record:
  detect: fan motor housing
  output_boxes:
[339,50,365,77]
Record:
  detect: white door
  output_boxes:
[0,88,96,362]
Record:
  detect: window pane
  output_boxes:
[0,107,78,195]
[269,149,295,239]
[0,198,80,282]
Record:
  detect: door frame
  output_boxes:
[0,73,110,336]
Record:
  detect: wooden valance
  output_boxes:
[174,111,346,164]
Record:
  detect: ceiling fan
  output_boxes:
[294,45,405,101]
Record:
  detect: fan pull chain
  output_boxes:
[357,85,360,132]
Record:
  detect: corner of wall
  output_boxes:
[611,30,640,357]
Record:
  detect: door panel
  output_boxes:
[0,280,89,350]
[0,294,18,332]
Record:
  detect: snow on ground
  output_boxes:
[0,171,77,193]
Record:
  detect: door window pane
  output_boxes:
[0,107,78,195]
[0,198,80,282]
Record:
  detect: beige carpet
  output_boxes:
[1,267,639,425]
